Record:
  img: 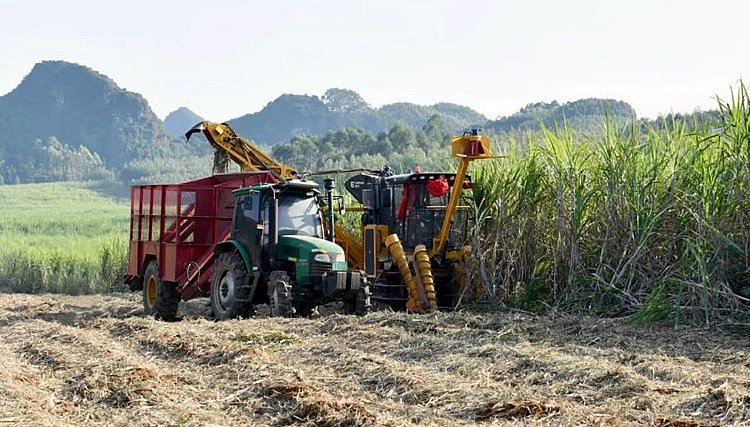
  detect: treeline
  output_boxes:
[268,103,713,178]
[271,115,458,174]
[227,88,487,145]
[0,138,208,186]
[17,137,113,183]
[487,98,635,132]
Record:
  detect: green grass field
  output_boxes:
[0,182,130,294]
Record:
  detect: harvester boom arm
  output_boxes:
[185,121,297,180]
[431,130,493,257]
[431,157,470,256]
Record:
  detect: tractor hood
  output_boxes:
[276,235,346,270]
[276,235,348,279]
[277,235,344,255]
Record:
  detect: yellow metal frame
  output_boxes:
[431,132,493,257]
[362,224,389,276]
[194,121,298,180]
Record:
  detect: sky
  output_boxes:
[0,0,748,121]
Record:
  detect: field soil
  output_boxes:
[0,293,748,426]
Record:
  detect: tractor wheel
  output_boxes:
[267,271,295,317]
[343,282,372,316]
[142,260,180,321]
[210,252,255,320]
[293,302,316,318]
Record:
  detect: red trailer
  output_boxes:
[124,172,277,304]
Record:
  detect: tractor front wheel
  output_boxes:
[343,282,372,316]
[210,252,255,320]
[267,271,295,317]
[142,260,180,321]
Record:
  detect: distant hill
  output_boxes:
[487,98,637,133]
[643,109,721,132]
[164,107,204,138]
[0,64,492,185]
[227,88,487,145]
[1,60,721,188]
[0,60,184,183]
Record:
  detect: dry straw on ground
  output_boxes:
[0,293,748,426]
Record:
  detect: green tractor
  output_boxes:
[210,179,370,319]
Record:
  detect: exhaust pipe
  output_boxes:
[324,178,336,242]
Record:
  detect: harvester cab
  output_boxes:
[340,129,493,312]
[343,170,471,310]
[346,171,470,256]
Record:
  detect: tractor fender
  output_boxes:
[214,240,253,272]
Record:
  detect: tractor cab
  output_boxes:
[223,180,364,318]
[231,180,342,272]
[233,181,323,260]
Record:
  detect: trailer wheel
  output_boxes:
[267,271,295,317]
[210,252,254,320]
[344,282,372,316]
[142,261,180,321]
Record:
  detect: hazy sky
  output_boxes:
[1,0,748,121]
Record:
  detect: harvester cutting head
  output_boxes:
[451,128,493,158]
[184,122,206,141]
[184,121,298,180]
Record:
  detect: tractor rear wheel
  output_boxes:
[142,260,180,321]
[210,252,255,320]
[267,271,295,317]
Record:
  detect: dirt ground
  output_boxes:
[0,293,748,427]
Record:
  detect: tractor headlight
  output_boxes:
[313,252,345,263]
[313,253,332,263]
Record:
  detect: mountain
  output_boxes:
[0,60,694,187]
[164,107,204,138]
[487,98,637,133]
[226,88,487,145]
[377,102,487,133]
[0,60,182,183]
